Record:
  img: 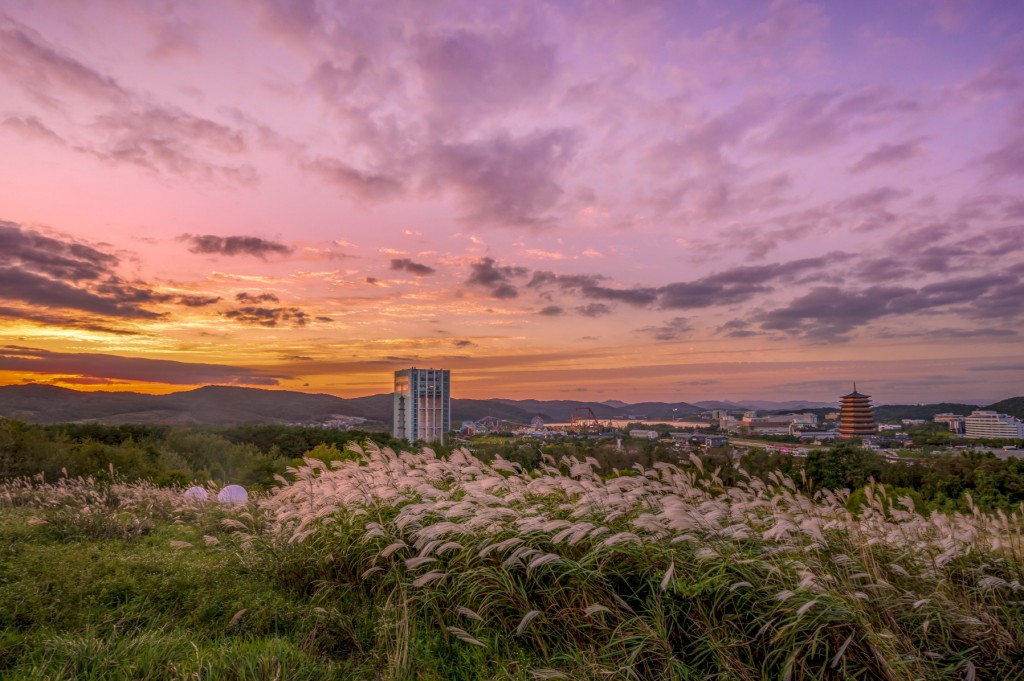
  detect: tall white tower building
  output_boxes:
[393,368,451,444]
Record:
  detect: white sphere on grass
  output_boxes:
[218,485,248,505]
[184,486,208,501]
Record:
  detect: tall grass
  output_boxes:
[3,445,1022,679]
[0,473,371,680]
[260,443,1024,680]
[0,471,248,541]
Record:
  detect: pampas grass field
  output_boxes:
[2,443,1023,679]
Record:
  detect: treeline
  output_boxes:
[4,418,1023,512]
[731,444,1024,513]
[0,419,404,489]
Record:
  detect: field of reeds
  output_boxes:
[3,443,1023,679]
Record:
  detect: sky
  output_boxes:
[0,0,1022,405]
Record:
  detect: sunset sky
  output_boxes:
[1,0,1022,404]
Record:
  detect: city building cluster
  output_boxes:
[936,411,1024,440]
[389,369,1021,456]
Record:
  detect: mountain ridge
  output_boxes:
[0,384,702,426]
[0,384,1019,427]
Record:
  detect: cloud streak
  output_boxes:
[224,306,331,328]
[0,345,287,386]
[182,234,293,258]
[390,258,436,276]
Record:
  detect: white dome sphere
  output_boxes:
[184,486,208,501]
[218,485,248,505]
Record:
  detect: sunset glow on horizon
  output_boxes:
[1,0,1022,404]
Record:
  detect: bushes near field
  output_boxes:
[0,418,402,488]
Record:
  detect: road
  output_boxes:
[727,437,827,450]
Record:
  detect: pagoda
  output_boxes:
[838,385,875,439]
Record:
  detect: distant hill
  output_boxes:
[0,384,386,427]
[694,400,836,411]
[4,384,1011,429]
[872,403,978,423]
[452,400,546,424]
[693,400,749,410]
[760,402,985,423]
[0,384,704,427]
[986,397,1024,420]
[615,402,704,420]
[487,399,701,422]
[744,400,836,411]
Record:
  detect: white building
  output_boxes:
[394,368,451,444]
[964,410,1024,440]
[791,413,819,426]
[934,413,965,434]
[629,429,660,440]
[740,413,807,434]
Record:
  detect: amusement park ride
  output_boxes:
[569,406,600,432]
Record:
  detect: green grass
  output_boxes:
[0,507,373,680]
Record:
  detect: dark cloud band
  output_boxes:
[181,234,292,258]
[0,345,288,386]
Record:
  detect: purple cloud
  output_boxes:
[1,115,65,144]
[390,258,436,276]
[224,306,327,327]
[303,156,404,200]
[850,138,927,173]
[761,86,919,155]
[182,234,292,258]
[638,316,692,341]
[0,21,127,104]
[236,292,280,304]
[415,25,557,122]
[466,257,529,299]
[429,128,578,226]
[0,221,163,319]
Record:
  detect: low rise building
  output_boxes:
[964,411,1024,440]
[629,429,660,440]
[739,412,817,435]
[934,413,965,434]
[672,432,729,447]
[792,430,838,443]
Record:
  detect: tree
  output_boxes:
[803,443,882,491]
